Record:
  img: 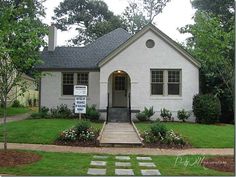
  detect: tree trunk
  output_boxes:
[3,99,7,151]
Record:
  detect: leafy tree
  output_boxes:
[52,0,126,45]
[179,11,234,123]
[143,0,171,22]
[191,0,234,30]
[0,1,47,150]
[122,1,149,34]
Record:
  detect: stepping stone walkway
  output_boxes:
[90,161,106,166]
[115,169,134,176]
[141,169,161,176]
[87,155,161,176]
[115,156,131,160]
[137,157,152,161]
[93,155,108,159]
[87,168,106,175]
[115,162,131,167]
[139,162,156,167]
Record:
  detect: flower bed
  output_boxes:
[141,122,190,149]
[54,120,100,147]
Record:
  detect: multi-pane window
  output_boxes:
[62,73,74,95]
[168,70,180,95]
[151,70,164,95]
[151,69,181,96]
[77,73,89,86]
[62,72,89,96]
[115,76,126,90]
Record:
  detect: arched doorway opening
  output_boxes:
[108,70,131,108]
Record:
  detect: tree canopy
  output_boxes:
[179,0,235,123]
[52,0,126,45]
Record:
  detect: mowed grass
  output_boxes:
[0,107,31,117]
[135,122,234,148]
[0,119,103,144]
[0,151,233,176]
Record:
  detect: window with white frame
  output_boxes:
[151,70,164,95]
[62,72,89,96]
[151,69,181,96]
[62,73,74,95]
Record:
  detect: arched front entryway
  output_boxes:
[108,70,131,108]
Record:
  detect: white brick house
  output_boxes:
[38,24,200,122]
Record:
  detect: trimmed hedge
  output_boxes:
[193,94,221,124]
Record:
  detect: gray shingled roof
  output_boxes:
[38,28,131,70]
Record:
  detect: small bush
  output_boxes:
[59,128,77,141]
[143,106,155,118]
[11,100,23,108]
[177,109,191,122]
[150,122,167,137]
[85,105,100,121]
[79,129,96,141]
[163,130,186,146]
[50,104,72,118]
[193,94,221,124]
[160,108,172,121]
[143,131,159,143]
[75,120,91,134]
[136,112,148,121]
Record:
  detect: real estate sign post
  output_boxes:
[74,85,87,119]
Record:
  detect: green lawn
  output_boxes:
[0,119,103,144]
[0,151,233,176]
[135,122,234,148]
[0,107,31,117]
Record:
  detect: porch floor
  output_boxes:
[99,123,142,146]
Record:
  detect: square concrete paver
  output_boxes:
[93,155,108,159]
[87,168,106,175]
[139,162,156,167]
[136,157,152,161]
[141,169,161,176]
[115,156,131,160]
[115,162,131,167]
[90,161,106,166]
[115,169,134,176]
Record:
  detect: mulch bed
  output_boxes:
[0,150,41,167]
[202,156,235,173]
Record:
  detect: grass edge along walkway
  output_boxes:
[0,142,233,156]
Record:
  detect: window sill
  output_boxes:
[150,96,183,100]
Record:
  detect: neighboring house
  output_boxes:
[8,74,38,107]
[38,24,200,122]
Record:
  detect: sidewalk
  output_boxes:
[0,113,30,125]
[0,143,234,156]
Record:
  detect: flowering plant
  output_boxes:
[59,127,77,141]
[79,129,95,141]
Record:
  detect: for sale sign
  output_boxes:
[74,85,87,96]
[74,97,86,114]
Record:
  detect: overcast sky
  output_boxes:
[42,0,196,46]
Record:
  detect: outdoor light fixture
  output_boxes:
[117,70,121,73]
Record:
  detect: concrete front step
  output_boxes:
[108,108,129,122]
[99,123,143,147]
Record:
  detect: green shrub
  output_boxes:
[150,122,167,137]
[177,109,191,122]
[143,106,155,118]
[143,131,159,143]
[39,106,49,118]
[136,112,148,121]
[11,100,23,108]
[193,94,221,124]
[160,108,172,121]
[50,104,72,118]
[75,120,91,134]
[85,105,100,121]
[163,130,186,146]
[59,128,77,141]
